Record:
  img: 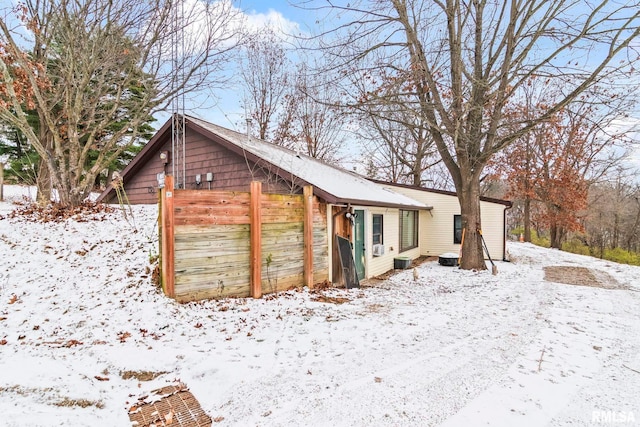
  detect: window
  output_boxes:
[372,214,383,245]
[454,215,462,244]
[399,210,418,252]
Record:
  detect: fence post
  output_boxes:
[303,185,314,289]
[161,175,175,298]
[157,188,162,292]
[250,181,262,298]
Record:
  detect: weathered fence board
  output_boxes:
[160,177,328,302]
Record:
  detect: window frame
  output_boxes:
[399,210,419,252]
[372,214,383,245]
[454,214,462,244]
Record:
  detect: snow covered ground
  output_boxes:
[0,185,639,426]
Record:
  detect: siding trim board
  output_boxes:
[369,179,513,207]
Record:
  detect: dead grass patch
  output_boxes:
[0,385,54,396]
[363,303,387,313]
[121,370,168,381]
[54,397,104,409]
[0,385,104,409]
[543,266,626,290]
[311,294,350,304]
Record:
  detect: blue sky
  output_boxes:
[109,0,640,174]
[177,1,315,132]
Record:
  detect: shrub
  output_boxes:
[603,247,640,266]
[562,239,590,256]
[531,230,550,248]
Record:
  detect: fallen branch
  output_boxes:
[538,346,546,372]
[623,364,640,375]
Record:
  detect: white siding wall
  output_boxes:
[365,207,401,278]
[364,207,422,278]
[478,201,508,260]
[327,196,501,282]
[326,205,403,281]
[391,187,508,260]
[330,206,421,279]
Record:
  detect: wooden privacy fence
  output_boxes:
[160,176,328,302]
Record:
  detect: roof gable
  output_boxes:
[98,115,429,210]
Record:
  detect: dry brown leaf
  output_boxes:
[94,375,109,381]
[7,201,114,223]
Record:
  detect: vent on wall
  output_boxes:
[372,244,385,257]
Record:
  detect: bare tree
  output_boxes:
[356,102,440,185]
[586,175,640,257]
[349,59,441,185]
[240,27,291,140]
[0,0,245,207]
[305,0,640,270]
[276,62,346,163]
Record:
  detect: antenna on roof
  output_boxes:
[171,0,186,189]
[245,118,252,142]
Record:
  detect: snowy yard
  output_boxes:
[1,186,639,426]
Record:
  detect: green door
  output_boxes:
[354,210,365,280]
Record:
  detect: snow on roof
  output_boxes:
[188,116,430,209]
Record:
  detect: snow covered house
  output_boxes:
[98,115,510,293]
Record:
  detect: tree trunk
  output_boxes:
[412,168,421,186]
[457,176,487,271]
[35,158,51,206]
[549,223,562,249]
[523,198,532,242]
[35,121,52,206]
[612,213,620,249]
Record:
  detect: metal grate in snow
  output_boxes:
[128,385,212,427]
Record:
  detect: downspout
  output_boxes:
[503,203,513,261]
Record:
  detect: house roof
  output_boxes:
[98,115,430,210]
[370,179,513,207]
